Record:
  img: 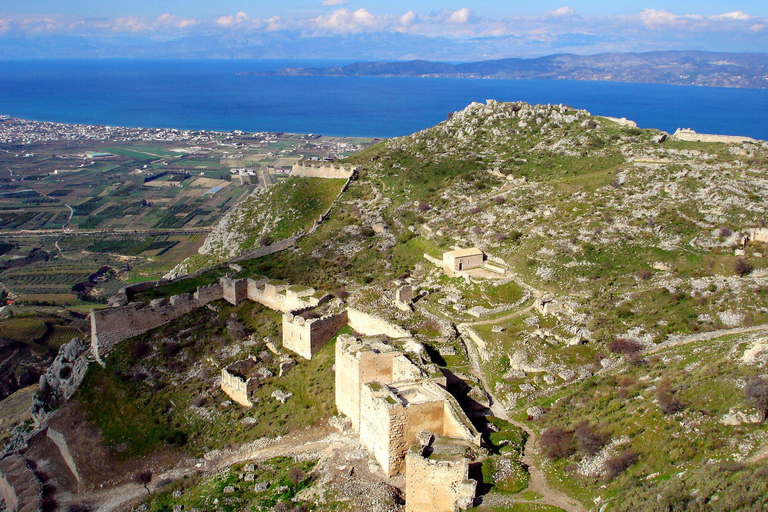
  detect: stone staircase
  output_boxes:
[0,454,42,512]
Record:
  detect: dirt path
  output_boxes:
[81,427,350,512]
[646,323,768,355]
[460,332,585,512]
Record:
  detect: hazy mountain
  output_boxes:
[266,51,768,89]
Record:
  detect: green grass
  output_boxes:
[77,301,341,458]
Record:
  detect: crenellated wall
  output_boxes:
[282,310,349,359]
[347,307,411,339]
[405,444,476,512]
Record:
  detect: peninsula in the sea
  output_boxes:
[253,50,768,89]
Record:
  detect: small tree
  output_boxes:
[735,258,753,277]
[539,426,574,459]
[745,376,768,423]
[657,378,684,415]
[135,470,153,495]
[608,338,643,365]
[574,422,607,456]
[605,449,638,480]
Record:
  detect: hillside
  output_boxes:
[9,101,768,511]
[174,100,768,508]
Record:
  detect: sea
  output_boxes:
[0,59,767,140]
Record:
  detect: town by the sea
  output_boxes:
[1,59,767,139]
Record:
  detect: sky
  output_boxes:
[0,1,766,59]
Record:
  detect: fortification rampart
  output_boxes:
[749,227,768,244]
[222,277,248,305]
[336,334,479,477]
[406,441,476,512]
[0,453,42,512]
[220,358,261,407]
[347,308,411,339]
[282,310,348,359]
[672,128,757,144]
[46,428,80,483]
[291,162,357,179]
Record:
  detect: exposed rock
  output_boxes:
[272,389,293,403]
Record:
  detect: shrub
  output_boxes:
[417,201,430,212]
[539,426,574,459]
[574,422,607,456]
[469,206,482,214]
[608,338,643,364]
[605,449,638,480]
[493,196,505,205]
[718,226,733,238]
[131,340,151,358]
[288,466,305,484]
[745,376,768,422]
[735,258,753,277]
[636,269,652,280]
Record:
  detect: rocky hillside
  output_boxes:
[192,100,768,508]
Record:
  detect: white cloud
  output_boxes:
[548,7,576,18]
[216,11,248,27]
[400,10,418,27]
[156,13,199,29]
[312,8,381,34]
[714,11,751,21]
[448,8,472,24]
[322,0,347,6]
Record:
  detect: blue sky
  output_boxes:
[4,1,768,18]
[0,1,766,58]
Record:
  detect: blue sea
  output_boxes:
[0,59,766,140]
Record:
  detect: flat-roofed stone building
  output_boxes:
[442,248,484,277]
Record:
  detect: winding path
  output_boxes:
[460,328,586,512]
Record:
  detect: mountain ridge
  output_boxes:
[258,50,768,89]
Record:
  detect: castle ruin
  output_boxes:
[335,334,480,477]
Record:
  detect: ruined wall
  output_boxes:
[220,368,258,407]
[0,454,42,512]
[221,277,247,305]
[442,396,481,443]
[282,311,348,360]
[750,228,768,244]
[90,294,200,362]
[193,282,224,303]
[405,449,475,512]
[347,308,410,338]
[401,401,445,469]
[672,128,757,144]
[247,280,312,313]
[391,354,424,383]
[360,383,397,475]
[291,162,356,179]
[335,335,363,429]
[46,428,80,483]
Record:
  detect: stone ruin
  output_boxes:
[442,248,484,277]
[220,357,270,407]
[335,334,480,482]
[406,434,477,512]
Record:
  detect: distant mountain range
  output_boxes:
[257,51,768,89]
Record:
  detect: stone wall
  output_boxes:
[282,310,348,360]
[222,276,248,305]
[359,382,396,475]
[750,228,768,244]
[672,128,757,144]
[46,427,80,483]
[90,294,201,362]
[0,454,42,512]
[194,282,224,303]
[405,446,475,512]
[220,361,259,407]
[347,308,411,338]
[291,162,356,179]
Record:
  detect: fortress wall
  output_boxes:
[405,450,474,512]
[282,311,348,359]
[0,471,17,512]
[347,308,410,339]
[335,336,363,430]
[672,129,757,144]
[403,401,445,452]
[194,282,224,303]
[291,162,356,179]
[222,277,248,305]
[46,428,80,483]
[360,384,395,475]
[220,369,254,407]
[392,354,423,383]
[90,294,201,361]
[247,281,308,313]
[442,395,480,442]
